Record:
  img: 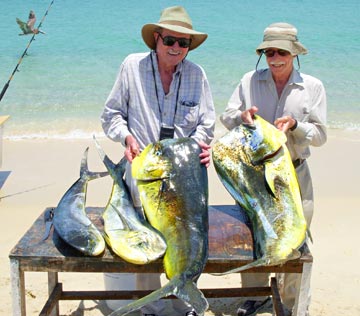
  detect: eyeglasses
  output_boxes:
[157,33,192,48]
[263,49,291,57]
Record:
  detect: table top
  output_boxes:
[9,205,312,274]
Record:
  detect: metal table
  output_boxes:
[9,204,312,316]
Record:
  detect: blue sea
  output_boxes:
[1,0,359,139]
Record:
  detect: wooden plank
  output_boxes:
[9,206,312,273]
[10,259,26,316]
[271,277,285,316]
[48,272,59,316]
[60,286,273,301]
[39,283,62,316]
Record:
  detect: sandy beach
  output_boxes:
[0,128,359,316]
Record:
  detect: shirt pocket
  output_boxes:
[175,99,200,129]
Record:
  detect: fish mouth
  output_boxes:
[136,176,170,185]
[254,146,283,165]
[264,145,282,158]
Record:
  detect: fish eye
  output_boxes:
[153,144,162,156]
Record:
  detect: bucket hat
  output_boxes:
[141,6,208,51]
[256,22,308,56]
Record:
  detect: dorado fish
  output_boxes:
[212,114,307,274]
[93,137,167,264]
[53,148,108,256]
[108,138,209,316]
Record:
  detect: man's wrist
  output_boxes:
[290,119,298,131]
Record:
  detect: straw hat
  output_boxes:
[256,22,308,56]
[141,6,208,51]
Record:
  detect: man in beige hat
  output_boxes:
[101,5,215,316]
[221,22,327,316]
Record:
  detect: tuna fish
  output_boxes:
[93,137,167,264]
[53,148,108,256]
[212,114,307,274]
[108,138,209,316]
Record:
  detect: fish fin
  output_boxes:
[249,201,278,240]
[93,135,128,183]
[102,231,112,246]
[108,275,208,316]
[93,136,117,172]
[174,278,209,315]
[264,161,277,198]
[80,147,109,180]
[108,278,177,316]
[306,228,313,243]
[211,257,268,276]
[288,248,302,261]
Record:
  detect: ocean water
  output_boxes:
[1,0,359,139]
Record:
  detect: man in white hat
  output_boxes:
[221,22,327,316]
[101,6,215,316]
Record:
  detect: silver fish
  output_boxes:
[53,148,108,256]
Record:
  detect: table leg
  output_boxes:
[293,262,312,316]
[48,272,59,316]
[10,258,26,316]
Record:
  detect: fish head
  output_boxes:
[241,115,287,165]
[132,141,172,181]
[132,138,200,181]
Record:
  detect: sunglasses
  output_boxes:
[263,49,291,57]
[157,33,192,48]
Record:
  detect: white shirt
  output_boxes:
[101,51,216,150]
[221,68,327,160]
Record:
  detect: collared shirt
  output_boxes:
[101,51,216,150]
[220,68,327,160]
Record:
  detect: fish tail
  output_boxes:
[175,278,209,315]
[211,258,268,276]
[108,275,208,316]
[80,147,109,181]
[93,135,127,178]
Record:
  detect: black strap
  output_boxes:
[150,52,181,126]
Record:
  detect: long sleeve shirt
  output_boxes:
[220,68,327,160]
[101,51,216,150]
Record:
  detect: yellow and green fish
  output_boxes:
[109,138,209,316]
[212,115,307,273]
[94,137,167,264]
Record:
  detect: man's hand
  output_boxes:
[198,141,211,168]
[124,135,140,163]
[274,116,297,132]
[241,106,258,124]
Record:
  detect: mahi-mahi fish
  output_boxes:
[53,148,108,256]
[108,138,209,316]
[93,137,167,264]
[212,114,307,274]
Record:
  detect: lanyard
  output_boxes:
[150,52,182,126]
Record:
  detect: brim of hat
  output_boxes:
[142,23,208,51]
[256,40,308,56]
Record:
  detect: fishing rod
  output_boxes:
[0,0,55,103]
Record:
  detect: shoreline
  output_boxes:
[1,128,359,315]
